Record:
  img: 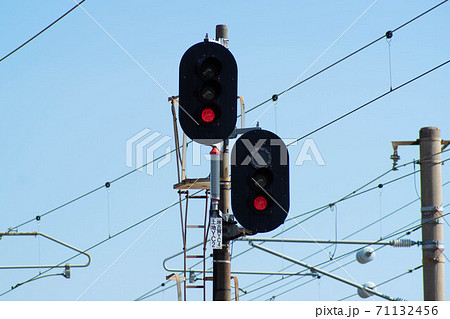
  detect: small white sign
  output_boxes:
[210,217,222,249]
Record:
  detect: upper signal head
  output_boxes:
[179,40,237,145]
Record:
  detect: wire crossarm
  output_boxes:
[249,241,404,301]
[0,232,91,269]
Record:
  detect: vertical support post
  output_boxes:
[419,127,445,301]
[213,139,231,301]
[213,24,232,301]
[211,144,230,301]
[181,133,187,181]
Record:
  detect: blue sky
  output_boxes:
[1,0,449,301]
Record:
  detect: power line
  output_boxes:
[8,0,450,232]
[8,142,191,231]
[0,189,202,298]
[245,0,449,115]
[10,55,450,233]
[237,188,450,300]
[251,210,450,301]
[338,265,423,301]
[251,217,427,301]
[285,58,450,146]
[0,0,87,63]
[139,173,449,300]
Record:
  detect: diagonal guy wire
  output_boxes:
[74,177,202,300]
[71,1,199,126]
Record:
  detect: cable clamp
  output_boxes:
[421,206,443,213]
[422,217,443,225]
[421,240,444,250]
[423,257,445,264]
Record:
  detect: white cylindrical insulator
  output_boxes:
[356,247,375,264]
[210,147,221,200]
[357,282,376,299]
[390,239,414,247]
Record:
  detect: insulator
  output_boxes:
[390,239,415,247]
[357,282,376,299]
[356,247,375,264]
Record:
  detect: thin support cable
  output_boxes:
[246,0,449,115]
[338,265,423,301]
[253,0,380,123]
[286,57,450,147]
[75,207,170,300]
[1,191,201,298]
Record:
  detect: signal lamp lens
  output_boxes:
[201,108,216,123]
[200,81,221,101]
[253,174,268,188]
[254,196,268,211]
[200,57,221,79]
[251,168,273,190]
[201,87,216,101]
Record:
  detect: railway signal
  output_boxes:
[231,129,290,232]
[179,39,237,144]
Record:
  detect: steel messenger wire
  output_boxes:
[8,23,450,231]
[256,206,450,300]
[0,189,203,298]
[0,1,87,63]
[8,0,450,231]
[251,211,450,301]
[3,0,449,299]
[244,0,449,115]
[135,172,449,300]
[239,180,450,299]
[338,265,424,301]
[238,196,428,295]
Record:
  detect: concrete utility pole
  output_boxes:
[213,24,232,301]
[419,127,445,301]
[391,126,447,301]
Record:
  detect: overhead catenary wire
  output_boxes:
[0,189,202,298]
[243,193,450,299]
[8,141,192,231]
[238,198,420,295]
[9,7,450,233]
[7,154,440,299]
[138,157,449,301]
[285,58,450,147]
[0,1,87,63]
[75,203,171,300]
[4,1,449,301]
[250,0,380,126]
[250,215,432,301]
[248,210,450,301]
[338,265,423,301]
[234,179,450,300]
[244,0,449,115]
[139,172,449,301]
[192,163,444,276]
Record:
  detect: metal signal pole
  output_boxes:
[419,127,445,300]
[213,24,232,301]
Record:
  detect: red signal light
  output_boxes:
[201,108,215,123]
[254,196,268,211]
